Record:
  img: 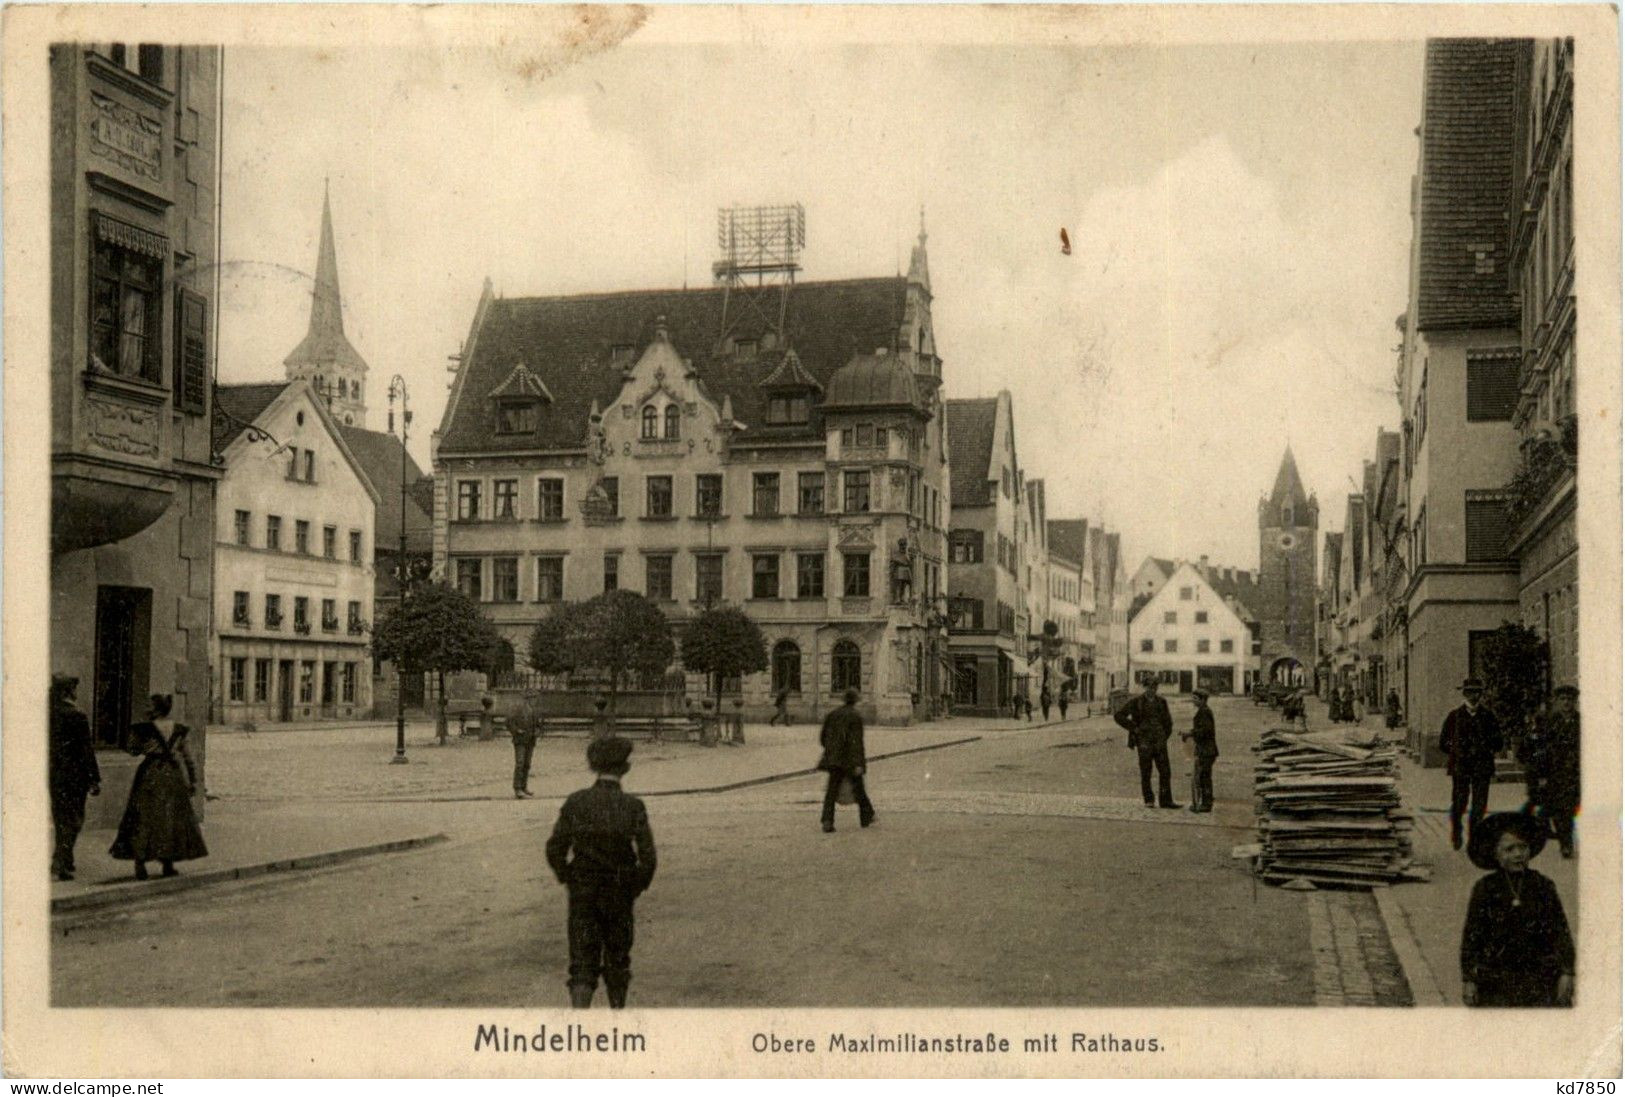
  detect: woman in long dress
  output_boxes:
[109,694,208,879]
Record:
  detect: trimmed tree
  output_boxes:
[528,590,674,709]
[1479,621,1551,753]
[371,582,502,745]
[528,601,587,677]
[681,606,769,715]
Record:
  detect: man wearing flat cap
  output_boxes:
[545,736,657,1009]
[49,675,100,881]
[1180,688,1218,814]
[1520,685,1581,858]
[1439,677,1503,851]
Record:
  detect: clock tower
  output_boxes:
[1257,447,1318,685]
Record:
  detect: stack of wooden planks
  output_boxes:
[1253,727,1424,888]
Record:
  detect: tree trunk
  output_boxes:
[435,669,448,745]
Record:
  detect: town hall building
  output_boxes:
[431,215,952,725]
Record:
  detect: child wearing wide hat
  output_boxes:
[1460,812,1574,1007]
[544,736,657,1009]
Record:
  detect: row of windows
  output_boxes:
[455,471,876,522]
[232,509,364,561]
[1139,638,1236,654]
[1161,610,1211,625]
[769,638,862,695]
[226,657,359,705]
[230,592,364,634]
[451,550,879,604]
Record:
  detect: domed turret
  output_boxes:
[822,351,921,410]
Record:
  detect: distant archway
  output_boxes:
[1269,656,1305,687]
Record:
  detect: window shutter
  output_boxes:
[1464,494,1512,562]
[1466,349,1520,422]
[174,288,208,414]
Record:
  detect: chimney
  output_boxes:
[1199,555,1209,576]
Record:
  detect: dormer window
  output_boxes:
[766,395,810,425]
[488,362,552,434]
[664,404,681,440]
[734,338,758,359]
[497,400,538,435]
[641,405,659,440]
[611,344,636,366]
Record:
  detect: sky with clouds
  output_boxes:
[217,23,1424,573]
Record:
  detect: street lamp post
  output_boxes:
[388,376,411,765]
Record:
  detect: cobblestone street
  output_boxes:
[53,700,1412,1008]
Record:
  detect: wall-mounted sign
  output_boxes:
[88,92,162,183]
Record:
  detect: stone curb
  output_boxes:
[51,834,449,916]
[1370,881,1449,1005]
[239,734,991,804]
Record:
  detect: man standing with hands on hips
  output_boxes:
[1116,675,1180,809]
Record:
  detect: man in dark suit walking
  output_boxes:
[49,675,100,881]
[1440,677,1503,850]
[1115,676,1180,809]
[545,737,657,1009]
[818,688,875,833]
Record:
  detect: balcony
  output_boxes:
[293,621,312,636]
[347,620,367,636]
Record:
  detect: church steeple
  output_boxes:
[284,181,370,427]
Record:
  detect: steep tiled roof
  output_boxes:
[1047,519,1090,567]
[438,278,909,455]
[1199,562,1260,619]
[1266,448,1312,518]
[214,382,291,449]
[946,398,998,507]
[338,424,433,553]
[1416,39,1521,331]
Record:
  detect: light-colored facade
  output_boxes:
[49,44,222,825]
[946,392,1031,716]
[1091,527,1131,699]
[433,236,950,726]
[214,382,378,724]
[1127,562,1253,694]
[1507,37,1578,692]
[1396,40,1525,763]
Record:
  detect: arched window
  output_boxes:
[772,640,801,694]
[664,403,681,440]
[832,639,862,693]
[641,405,658,440]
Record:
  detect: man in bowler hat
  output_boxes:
[545,736,657,1009]
[49,675,100,881]
[1439,677,1503,850]
[1115,676,1179,808]
[818,688,875,832]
